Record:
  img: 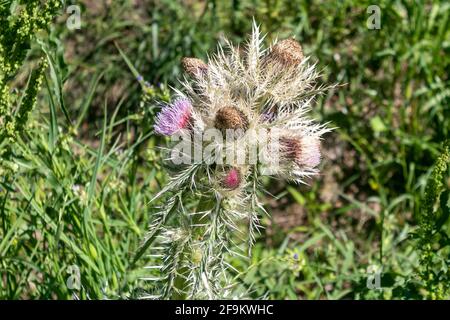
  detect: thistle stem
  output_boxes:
[170,193,215,299]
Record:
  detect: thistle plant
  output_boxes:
[139,23,333,299]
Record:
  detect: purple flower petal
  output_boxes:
[154,98,193,136]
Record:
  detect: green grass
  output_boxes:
[0,0,449,299]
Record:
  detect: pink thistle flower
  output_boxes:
[298,136,321,168]
[221,168,241,190]
[154,98,193,136]
[280,136,321,168]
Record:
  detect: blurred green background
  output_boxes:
[0,0,449,299]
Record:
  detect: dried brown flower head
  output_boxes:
[267,38,304,67]
[181,57,208,78]
[214,106,249,133]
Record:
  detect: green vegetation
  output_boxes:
[0,0,449,299]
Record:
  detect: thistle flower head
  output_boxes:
[181,57,208,78]
[280,136,321,168]
[214,106,249,133]
[266,38,304,67]
[154,98,193,136]
[220,167,241,190]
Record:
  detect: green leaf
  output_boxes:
[287,186,305,205]
[370,116,387,133]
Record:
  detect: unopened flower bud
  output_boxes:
[266,38,304,67]
[214,106,249,134]
[181,57,208,78]
[221,168,241,190]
